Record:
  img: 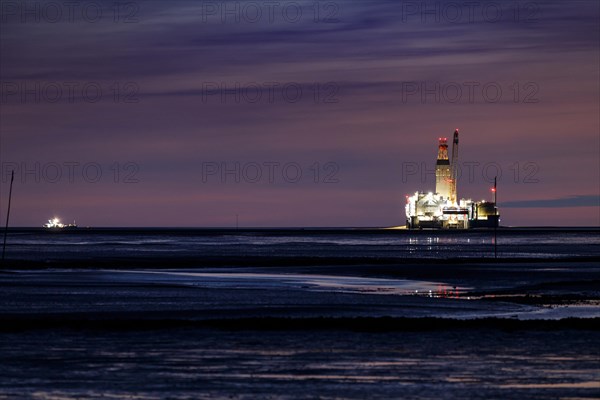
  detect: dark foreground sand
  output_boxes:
[1,325,599,399]
[1,258,599,399]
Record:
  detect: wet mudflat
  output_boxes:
[1,229,598,398]
[0,266,598,399]
[0,264,598,321]
[0,328,598,399]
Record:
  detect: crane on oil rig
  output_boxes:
[449,129,459,205]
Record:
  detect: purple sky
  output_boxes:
[1,0,599,227]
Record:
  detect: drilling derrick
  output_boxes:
[449,129,459,204]
[435,137,452,199]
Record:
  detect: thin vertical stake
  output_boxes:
[2,170,15,263]
[494,176,497,259]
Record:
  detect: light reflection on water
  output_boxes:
[6,230,600,260]
[108,269,472,296]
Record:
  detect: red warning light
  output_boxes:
[491,188,496,192]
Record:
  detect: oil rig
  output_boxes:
[405,129,499,229]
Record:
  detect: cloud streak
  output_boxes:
[501,195,599,208]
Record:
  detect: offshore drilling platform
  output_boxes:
[405,129,500,229]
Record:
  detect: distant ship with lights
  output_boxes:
[405,129,500,229]
[43,218,78,230]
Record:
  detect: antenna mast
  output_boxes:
[450,129,459,204]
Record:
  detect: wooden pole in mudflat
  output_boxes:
[2,170,15,263]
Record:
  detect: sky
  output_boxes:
[0,0,599,227]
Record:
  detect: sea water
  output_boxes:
[5,228,599,262]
